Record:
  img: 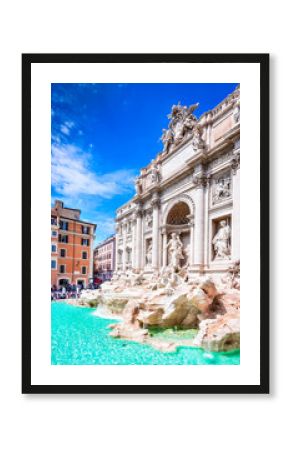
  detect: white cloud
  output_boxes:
[60,121,75,136]
[51,143,136,199]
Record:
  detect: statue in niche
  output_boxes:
[212,177,231,204]
[146,241,152,266]
[212,220,231,259]
[167,233,184,271]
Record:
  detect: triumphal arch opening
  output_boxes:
[115,85,240,280]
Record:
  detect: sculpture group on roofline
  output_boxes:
[134,101,206,196]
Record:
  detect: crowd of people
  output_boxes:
[51,282,100,301]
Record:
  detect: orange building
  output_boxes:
[51,200,97,288]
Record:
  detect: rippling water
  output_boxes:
[51,302,240,365]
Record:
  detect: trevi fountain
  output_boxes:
[75,86,241,358]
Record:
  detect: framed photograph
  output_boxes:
[22,53,269,394]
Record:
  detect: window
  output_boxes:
[60,265,65,274]
[82,238,90,246]
[51,260,57,269]
[60,249,66,258]
[60,220,69,231]
[51,217,57,225]
[51,230,57,237]
[51,244,57,253]
[82,266,87,275]
[59,234,68,243]
[82,225,90,234]
[82,251,88,259]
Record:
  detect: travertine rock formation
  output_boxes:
[100,266,240,352]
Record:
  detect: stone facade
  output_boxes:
[115,86,240,278]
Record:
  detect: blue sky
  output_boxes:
[51,83,237,243]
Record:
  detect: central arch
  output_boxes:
[166,201,190,225]
[162,196,195,268]
[163,194,195,226]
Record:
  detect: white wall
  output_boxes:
[0,2,287,450]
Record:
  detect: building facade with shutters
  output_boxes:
[94,235,116,281]
[115,86,240,278]
[51,200,96,287]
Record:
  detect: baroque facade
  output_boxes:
[115,86,240,278]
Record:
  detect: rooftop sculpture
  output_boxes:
[161,101,202,152]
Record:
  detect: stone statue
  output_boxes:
[111,271,120,283]
[233,102,240,123]
[192,127,204,149]
[227,260,240,289]
[161,128,174,153]
[212,220,231,259]
[146,241,152,266]
[167,233,184,270]
[168,102,185,125]
[171,118,185,144]
[163,101,200,148]
[135,177,143,195]
[183,104,198,136]
[126,269,144,287]
[151,163,160,183]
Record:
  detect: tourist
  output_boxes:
[61,285,66,299]
[71,284,76,298]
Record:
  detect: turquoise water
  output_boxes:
[51,302,240,365]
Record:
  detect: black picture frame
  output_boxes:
[22,53,269,394]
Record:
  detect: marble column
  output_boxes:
[122,220,127,272]
[203,177,210,267]
[131,215,137,269]
[151,193,160,270]
[231,151,240,261]
[187,215,195,266]
[162,231,167,267]
[135,207,143,270]
[114,224,119,272]
[193,178,205,271]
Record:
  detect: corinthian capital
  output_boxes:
[135,204,143,218]
[192,173,211,189]
[151,192,160,208]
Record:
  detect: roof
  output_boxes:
[94,234,115,250]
